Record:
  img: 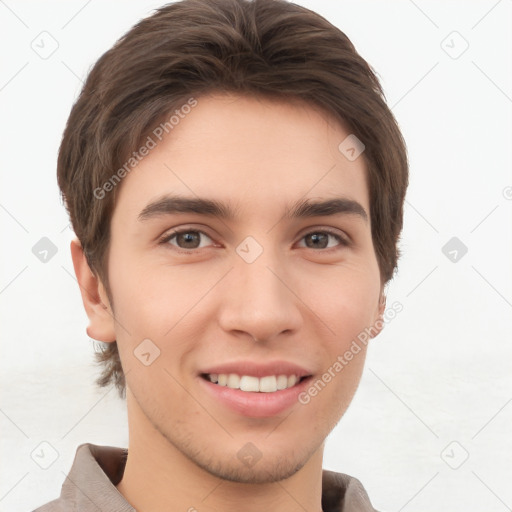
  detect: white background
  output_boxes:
[1,1,511,511]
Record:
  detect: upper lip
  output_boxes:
[199,360,313,378]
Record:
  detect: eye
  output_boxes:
[159,228,348,252]
[161,229,214,250]
[298,230,348,250]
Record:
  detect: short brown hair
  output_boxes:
[58,0,408,397]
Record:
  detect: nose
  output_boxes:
[217,248,303,343]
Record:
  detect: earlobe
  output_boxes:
[70,238,116,343]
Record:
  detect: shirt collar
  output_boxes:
[43,443,376,512]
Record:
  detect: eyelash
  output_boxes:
[158,227,350,253]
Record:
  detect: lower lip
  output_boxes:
[198,375,313,418]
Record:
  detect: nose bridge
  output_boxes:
[218,243,302,341]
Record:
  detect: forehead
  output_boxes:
[113,94,369,220]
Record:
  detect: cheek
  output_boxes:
[301,263,379,339]
[316,266,378,408]
[107,249,176,329]
[107,255,213,374]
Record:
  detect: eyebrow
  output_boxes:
[287,197,368,223]
[138,194,368,223]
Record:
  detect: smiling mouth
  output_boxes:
[200,373,311,393]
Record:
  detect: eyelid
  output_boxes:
[295,226,351,246]
[158,226,217,247]
[158,225,350,253]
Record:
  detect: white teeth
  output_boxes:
[259,376,277,393]
[276,375,288,390]
[240,375,259,392]
[205,373,303,392]
[288,375,297,387]
[227,374,240,388]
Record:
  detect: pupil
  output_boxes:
[178,232,200,248]
[307,233,328,249]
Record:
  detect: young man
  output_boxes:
[35,0,408,510]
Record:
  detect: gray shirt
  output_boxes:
[33,443,378,512]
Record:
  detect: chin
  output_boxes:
[197,452,309,484]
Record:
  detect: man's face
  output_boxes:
[105,94,383,483]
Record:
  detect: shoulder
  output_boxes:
[322,469,380,512]
[31,443,132,512]
[32,498,66,512]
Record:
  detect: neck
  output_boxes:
[116,390,325,512]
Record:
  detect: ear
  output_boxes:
[70,238,116,342]
[370,289,387,339]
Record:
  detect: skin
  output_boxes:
[72,93,386,512]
